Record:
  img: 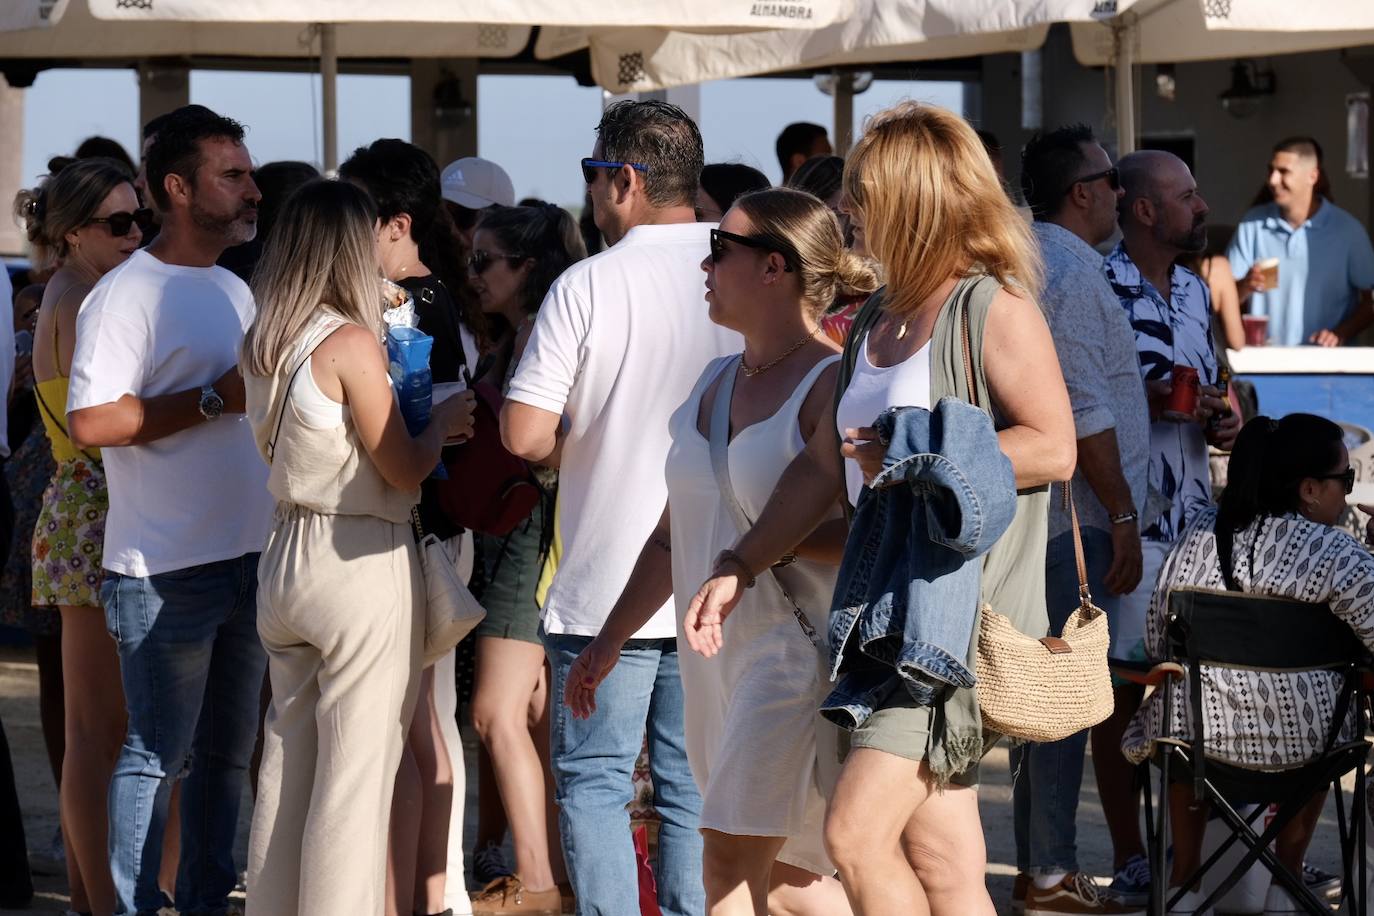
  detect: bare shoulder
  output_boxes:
[985,285,1050,342]
[798,359,839,440]
[47,280,93,317]
[313,322,382,363]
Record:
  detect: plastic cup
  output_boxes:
[1242,314,1269,347]
[1257,257,1279,291]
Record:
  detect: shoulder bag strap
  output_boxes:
[708,355,820,648]
[267,319,343,464]
[962,284,1089,608]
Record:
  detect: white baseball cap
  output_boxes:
[440,157,515,209]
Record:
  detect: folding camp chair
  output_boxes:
[1123,588,1371,916]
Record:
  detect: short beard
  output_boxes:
[190,199,257,246]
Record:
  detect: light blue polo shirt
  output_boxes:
[1226,198,1374,346]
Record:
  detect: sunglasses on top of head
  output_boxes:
[581,158,649,185]
[709,229,796,272]
[85,208,155,238]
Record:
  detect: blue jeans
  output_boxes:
[103,554,266,915]
[1011,527,1120,875]
[543,628,704,916]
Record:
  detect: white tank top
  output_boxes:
[289,314,348,430]
[835,333,932,506]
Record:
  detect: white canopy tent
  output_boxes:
[0,0,850,168]
[547,0,1374,156]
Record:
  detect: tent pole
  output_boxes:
[834,70,854,157]
[320,22,339,173]
[1113,22,1136,156]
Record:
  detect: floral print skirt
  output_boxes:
[32,457,108,608]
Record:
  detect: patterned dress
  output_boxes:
[1123,507,1374,770]
[0,418,58,633]
[1105,245,1218,543]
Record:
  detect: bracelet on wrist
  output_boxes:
[1110,510,1138,526]
[716,550,756,588]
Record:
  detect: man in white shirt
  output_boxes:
[67,105,271,916]
[503,100,738,916]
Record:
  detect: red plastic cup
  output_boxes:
[1242,315,1269,347]
[1164,365,1200,420]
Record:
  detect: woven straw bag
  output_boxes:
[974,485,1114,742]
[955,302,1113,742]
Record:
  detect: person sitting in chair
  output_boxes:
[1123,413,1374,915]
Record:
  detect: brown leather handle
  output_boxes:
[1064,481,1092,607]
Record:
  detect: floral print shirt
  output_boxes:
[1106,243,1218,543]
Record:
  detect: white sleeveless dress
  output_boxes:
[665,353,841,876]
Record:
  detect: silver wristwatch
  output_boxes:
[198,384,224,421]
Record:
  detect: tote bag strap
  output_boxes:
[960,286,1090,607]
[708,356,820,648]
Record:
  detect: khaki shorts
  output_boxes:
[845,685,981,788]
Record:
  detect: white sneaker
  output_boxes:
[1262,882,1302,915]
[1164,887,1213,915]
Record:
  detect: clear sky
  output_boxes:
[21,68,964,209]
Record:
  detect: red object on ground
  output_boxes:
[634,824,662,916]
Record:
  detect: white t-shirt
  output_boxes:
[507,222,740,638]
[68,249,272,577]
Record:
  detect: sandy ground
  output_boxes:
[0,646,1354,915]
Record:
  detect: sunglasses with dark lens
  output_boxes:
[1314,467,1357,495]
[581,158,650,185]
[709,229,796,272]
[86,208,155,238]
[1063,166,1121,196]
[467,249,525,275]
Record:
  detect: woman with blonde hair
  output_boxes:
[566,187,877,916]
[688,103,1077,915]
[15,156,148,916]
[242,179,476,915]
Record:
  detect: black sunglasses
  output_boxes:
[86,208,154,238]
[581,158,649,185]
[1064,166,1121,196]
[1313,467,1356,495]
[467,249,525,275]
[709,229,795,272]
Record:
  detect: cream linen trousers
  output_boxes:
[247,504,423,915]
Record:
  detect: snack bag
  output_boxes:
[383,281,447,480]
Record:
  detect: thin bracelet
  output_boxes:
[715,549,756,588]
[1109,510,1138,525]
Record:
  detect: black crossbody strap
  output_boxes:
[34,384,98,465]
[267,318,344,464]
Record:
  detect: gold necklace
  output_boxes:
[740,326,821,377]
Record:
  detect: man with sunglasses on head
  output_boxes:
[501,99,738,916]
[1009,125,1149,916]
[66,104,270,916]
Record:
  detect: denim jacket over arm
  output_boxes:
[821,399,1017,728]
